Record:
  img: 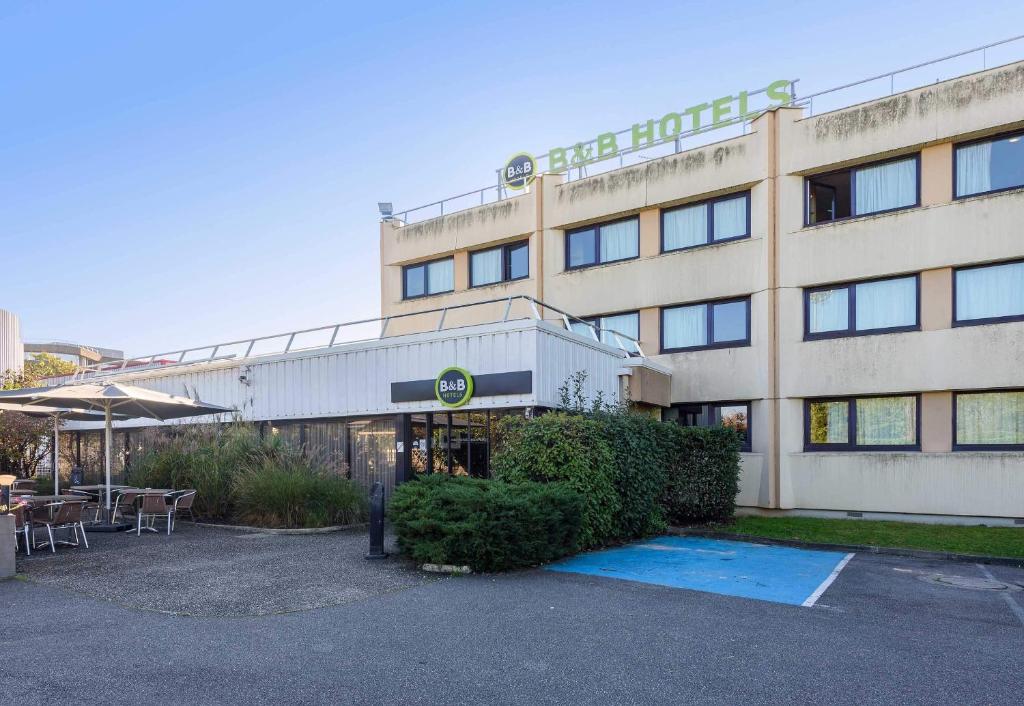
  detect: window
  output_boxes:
[954,260,1024,326]
[955,131,1024,198]
[470,241,529,287]
[805,275,919,339]
[569,311,640,353]
[805,395,919,451]
[662,192,750,252]
[661,297,750,352]
[402,257,454,299]
[954,390,1024,450]
[806,155,919,225]
[565,217,639,269]
[664,402,752,451]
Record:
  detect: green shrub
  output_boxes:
[491,412,620,548]
[234,455,366,529]
[661,425,741,524]
[388,475,583,572]
[593,411,670,538]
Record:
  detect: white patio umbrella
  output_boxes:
[0,382,231,523]
[0,402,130,495]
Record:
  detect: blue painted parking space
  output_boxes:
[546,536,854,606]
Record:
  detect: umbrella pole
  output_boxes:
[53,414,60,496]
[105,405,113,521]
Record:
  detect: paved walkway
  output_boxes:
[5,531,1023,704]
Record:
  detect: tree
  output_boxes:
[24,352,77,382]
[0,357,72,477]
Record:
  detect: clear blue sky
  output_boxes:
[2,1,1022,356]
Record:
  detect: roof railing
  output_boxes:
[71,295,643,381]
[391,34,1024,226]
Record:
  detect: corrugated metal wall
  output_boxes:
[67,320,630,429]
[0,309,23,375]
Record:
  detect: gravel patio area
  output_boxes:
[16,522,437,617]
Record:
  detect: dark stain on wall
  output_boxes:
[398,199,520,241]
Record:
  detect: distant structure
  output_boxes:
[24,341,124,368]
[0,309,24,375]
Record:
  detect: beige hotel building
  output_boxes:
[380,60,1024,524]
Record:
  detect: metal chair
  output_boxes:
[136,493,173,536]
[32,501,89,553]
[12,504,31,555]
[111,489,143,525]
[68,488,102,523]
[169,490,197,530]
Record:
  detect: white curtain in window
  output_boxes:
[956,142,993,197]
[809,288,848,333]
[957,262,1024,321]
[570,320,599,339]
[600,313,639,353]
[663,305,706,349]
[957,392,1024,445]
[663,204,706,250]
[471,249,502,286]
[427,258,453,293]
[600,220,639,262]
[712,196,747,240]
[855,277,916,331]
[856,397,916,446]
[854,158,916,214]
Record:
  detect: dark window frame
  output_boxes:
[468,240,530,288]
[564,216,640,271]
[952,388,1024,451]
[803,394,921,452]
[402,256,455,300]
[667,400,753,452]
[803,273,921,341]
[952,128,1024,200]
[660,191,752,253]
[803,153,921,227]
[952,258,1024,328]
[660,296,752,353]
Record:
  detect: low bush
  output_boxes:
[388,475,583,572]
[491,412,620,548]
[661,426,741,524]
[126,422,366,528]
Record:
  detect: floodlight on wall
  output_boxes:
[377,202,394,221]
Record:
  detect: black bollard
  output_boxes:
[365,481,387,560]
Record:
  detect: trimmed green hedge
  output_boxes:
[661,426,741,524]
[491,412,620,548]
[388,475,583,572]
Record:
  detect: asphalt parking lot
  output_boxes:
[3,531,1023,705]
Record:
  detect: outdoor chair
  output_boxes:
[32,501,89,553]
[68,488,102,523]
[111,489,143,525]
[169,490,197,530]
[136,493,174,536]
[13,504,31,555]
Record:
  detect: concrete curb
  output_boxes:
[668,527,1024,568]
[189,520,369,535]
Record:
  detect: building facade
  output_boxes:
[380,61,1024,523]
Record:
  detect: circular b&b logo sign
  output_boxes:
[502,153,536,190]
[435,367,474,408]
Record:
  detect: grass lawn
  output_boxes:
[709,516,1024,559]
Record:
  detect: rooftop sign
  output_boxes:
[502,79,795,189]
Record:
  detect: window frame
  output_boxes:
[564,216,640,271]
[667,400,753,452]
[803,153,922,227]
[952,388,1024,451]
[659,296,752,353]
[401,256,455,300]
[803,394,921,452]
[803,273,921,341]
[952,258,1024,328]
[952,128,1024,200]
[660,191,752,253]
[468,240,530,289]
[569,309,641,349]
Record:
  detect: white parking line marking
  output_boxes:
[977,563,1024,627]
[802,553,855,607]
